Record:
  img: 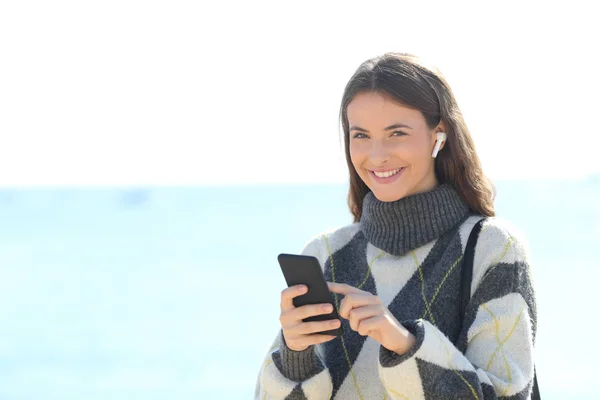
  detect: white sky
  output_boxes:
[1,1,598,186]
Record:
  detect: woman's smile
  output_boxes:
[368,167,406,184]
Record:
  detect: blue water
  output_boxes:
[0,180,597,399]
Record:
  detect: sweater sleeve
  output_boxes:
[377,220,537,399]
[254,331,333,399]
[254,234,335,399]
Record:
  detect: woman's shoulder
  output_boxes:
[460,215,533,291]
[299,223,361,267]
[459,215,530,252]
[479,216,530,258]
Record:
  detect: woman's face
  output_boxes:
[347,91,445,202]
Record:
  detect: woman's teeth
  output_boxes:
[373,168,402,178]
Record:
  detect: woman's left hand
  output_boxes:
[328,282,416,356]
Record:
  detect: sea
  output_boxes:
[0,179,598,399]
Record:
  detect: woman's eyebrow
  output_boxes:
[349,123,413,132]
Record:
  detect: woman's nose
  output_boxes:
[369,141,390,164]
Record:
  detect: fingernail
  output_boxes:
[298,285,306,292]
[323,304,333,312]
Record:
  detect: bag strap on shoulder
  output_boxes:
[461,217,540,399]
[460,218,485,319]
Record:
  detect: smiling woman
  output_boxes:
[347,92,446,203]
[341,55,495,221]
[254,53,539,400]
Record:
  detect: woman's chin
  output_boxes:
[371,187,407,203]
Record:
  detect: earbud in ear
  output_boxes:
[431,132,447,158]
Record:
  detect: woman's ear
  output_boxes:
[435,121,448,151]
[431,132,447,158]
[431,121,448,158]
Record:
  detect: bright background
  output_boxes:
[0,1,598,399]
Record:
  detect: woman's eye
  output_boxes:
[392,130,407,137]
[352,133,368,139]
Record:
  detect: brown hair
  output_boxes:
[340,52,496,222]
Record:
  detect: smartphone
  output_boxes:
[277,253,343,337]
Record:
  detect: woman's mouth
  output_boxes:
[369,167,406,184]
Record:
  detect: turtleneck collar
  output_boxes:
[360,184,470,256]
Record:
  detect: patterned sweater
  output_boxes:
[255,184,537,399]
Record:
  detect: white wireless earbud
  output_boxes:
[431,132,447,158]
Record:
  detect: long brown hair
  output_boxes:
[340,52,496,222]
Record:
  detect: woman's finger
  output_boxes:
[347,304,382,332]
[281,303,333,326]
[327,282,363,295]
[293,319,341,335]
[279,285,307,312]
[339,293,381,319]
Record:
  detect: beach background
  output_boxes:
[1,1,598,398]
[0,180,598,399]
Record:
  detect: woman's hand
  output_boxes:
[328,282,416,355]
[279,285,341,352]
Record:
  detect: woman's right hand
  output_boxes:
[279,284,341,352]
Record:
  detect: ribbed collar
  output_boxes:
[360,184,469,256]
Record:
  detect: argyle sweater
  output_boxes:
[255,184,537,399]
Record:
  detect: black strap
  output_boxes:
[460,218,485,321]
[532,371,541,400]
[461,218,540,399]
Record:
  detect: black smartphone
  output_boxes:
[277,253,343,337]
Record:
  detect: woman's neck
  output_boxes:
[360,184,470,256]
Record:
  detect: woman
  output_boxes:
[255,52,537,399]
